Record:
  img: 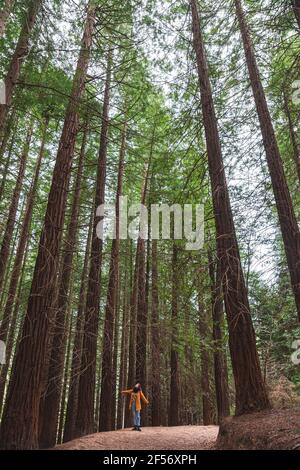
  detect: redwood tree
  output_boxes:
[168,244,180,426]
[99,119,127,432]
[0,0,43,133]
[63,206,94,443]
[208,252,230,422]
[74,52,112,438]
[151,239,161,426]
[38,122,89,449]
[0,2,96,449]
[0,123,33,292]
[190,0,270,415]
[234,0,300,322]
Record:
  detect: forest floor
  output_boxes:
[216,407,300,450]
[55,426,219,451]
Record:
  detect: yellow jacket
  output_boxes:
[122,389,149,411]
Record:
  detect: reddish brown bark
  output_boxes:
[151,239,161,426]
[283,90,300,184]
[125,241,138,428]
[0,123,33,293]
[198,267,216,425]
[168,244,180,426]
[0,0,42,132]
[57,294,74,444]
[38,124,88,449]
[0,118,48,347]
[0,3,96,449]
[0,118,18,204]
[235,0,300,322]
[117,244,130,429]
[208,252,230,422]
[63,206,94,443]
[135,167,150,394]
[125,169,149,427]
[75,53,112,438]
[99,118,127,432]
[190,0,270,415]
[0,238,29,414]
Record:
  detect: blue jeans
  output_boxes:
[132,400,141,428]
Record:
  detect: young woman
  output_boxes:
[122,383,149,431]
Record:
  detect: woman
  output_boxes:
[122,383,149,431]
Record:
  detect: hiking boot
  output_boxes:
[137,427,142,432]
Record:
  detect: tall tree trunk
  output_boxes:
[124,168,149,427]
[0,3,96,449]
[38,123,88,449]
[63,206,94,443]
[234,0,300,321]
[125,241,139,427]
[169,244,180,426]
[208,252,230,422]
[0,123,33,293]
[117,243,130,429]
[283,90,300,184]
[0,238,29,414]
[111,278,121,429]
[190,0,270,415]
[99,118,126,432]
[198,266,216,425]
[0,132,14,207]
[151,239,161,426]
[0,117,48,348]
[135,166,149,393]
[0,0,42,133]
[75,52,112,439]
[0,110,16,171]
[57,291,74,444]
[0,0,14,38]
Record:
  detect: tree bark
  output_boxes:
[151,239,161,426]
[0,117,48,348]
[0,123,33,293]
[63,205,94,443]
[235,0,300,321]
[0,128,15,206]
[0,238,29,414]
[0,0,14,38]
[283,90,300,184]
[0,3,96,449]
[135,166,150,393]
[117,243,130,429]
[75,52,112,439]
[38,123,88,449]
[208,252,230,422]
[169,244,180,426]
[125,241,138,428]
[57,292,74,444]
[190,0,270,415]
[99,118,126,432]
[198,266,216,425]
[0,0,42,133]
[110,276,121,429]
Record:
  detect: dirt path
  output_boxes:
[55,426,219,451]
